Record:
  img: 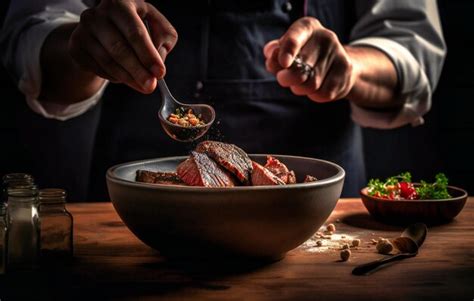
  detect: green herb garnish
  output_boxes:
[367,172,451,200]
[367,172,412,197]
[415,173,451,199]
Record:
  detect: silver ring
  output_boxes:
[292,55,315,78]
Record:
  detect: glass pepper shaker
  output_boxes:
[39,189,73,261]
[0,202,7,275]
[6,185,40,270]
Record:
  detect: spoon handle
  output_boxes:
[157,79,171,99]
[352,253,416,275]
[158,79,171,96]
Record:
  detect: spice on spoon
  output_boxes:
[167,107,206,127]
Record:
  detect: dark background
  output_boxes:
[1,0,473,201]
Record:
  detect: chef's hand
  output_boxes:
[263,17,359,103]
[69,0,178,94]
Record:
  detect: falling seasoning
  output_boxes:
[6,185,40,270]
[0,202,7,275]
[39,189,73,261]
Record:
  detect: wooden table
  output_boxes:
[1,198,473,301]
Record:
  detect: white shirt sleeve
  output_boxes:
[349,0,446,129]
[0,0,107,121]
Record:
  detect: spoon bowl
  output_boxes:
[157,79,215,142]
[393,222,427,253]
[352,223,428,275]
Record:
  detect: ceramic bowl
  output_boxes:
[106,155,345,260]
[360,185,468,225]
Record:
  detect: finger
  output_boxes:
[276,66,310,87]
[80,10,156,93]
[72,25,147,93]
[71,45,117,82]
[278,17,316,68]
[106,2,164,78]
[288,33,340,95]
[275,38,321,87]
[266,47,284,74]
[146,3,178,63]
[307,60,350,103]
[263,39,279,59]
[310,30,339,90]
[289,73,317,96]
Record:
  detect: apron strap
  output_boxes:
[199,0,211,81]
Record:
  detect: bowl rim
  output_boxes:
[360,185,468,203]
[106,154,345,192]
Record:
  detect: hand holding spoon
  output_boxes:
[144,20,215,142]
[352,223,428,276]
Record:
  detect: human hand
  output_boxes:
[263,17,358,102]
[69,0,178,94]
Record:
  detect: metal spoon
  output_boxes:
[352,223,428,276]
[144,21,215,142]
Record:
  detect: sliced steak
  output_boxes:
[285,171,297,184]
[251,161,285,186]
[177,151,237,187]
[195,141,252,184]
[136,170,185,185]
[304,175,318,183]
[264,156,297,184]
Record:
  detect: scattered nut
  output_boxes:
[376,238,393,254]
[327,223,336,232]
[352,239,361,247]
[341,243,350,250]
[316,240,323,247]
[340,249,351,261]
[341,235,346,239]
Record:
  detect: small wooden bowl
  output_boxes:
[360,185,468,225]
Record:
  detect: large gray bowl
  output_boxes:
[106,155,345,260]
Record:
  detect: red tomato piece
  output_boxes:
[399,182,418,200]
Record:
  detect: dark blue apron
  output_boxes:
[89,0,365,198]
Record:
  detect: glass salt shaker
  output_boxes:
[0,202,7,275]
[6,185,40,270]
[39,189,73,261]
[2,173,35,203]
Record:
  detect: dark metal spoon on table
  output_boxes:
[352,223,428,276]
[144,21,215,142]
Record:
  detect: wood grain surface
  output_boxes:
[1,198,473,301]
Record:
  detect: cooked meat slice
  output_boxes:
[285,170,297,184]
[304,175,318,183]
[136,170,186,185]
[177,151,237,187]
[264,156,296,184]
[265,156,289,174]
[195,140,252,184]
[251,161,285,186]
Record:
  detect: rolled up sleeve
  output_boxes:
[0,1,106,121]
[349,0,446,129]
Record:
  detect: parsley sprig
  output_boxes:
[416,173,451,199]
